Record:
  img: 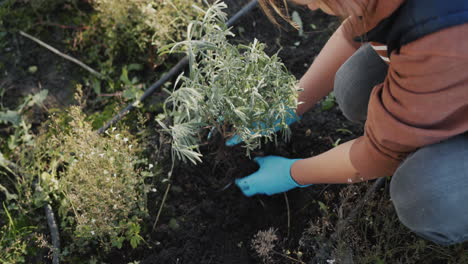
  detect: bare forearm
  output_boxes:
[296,21,361,116]
[291,139,370,184]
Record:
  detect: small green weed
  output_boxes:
[0,90,48,155]
[321,92,335,111]
[0,204,40,264]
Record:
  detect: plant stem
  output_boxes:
[98,92,123,97]
[152,183,171,232]
[152,160,175,231]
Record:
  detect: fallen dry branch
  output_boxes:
[19,31,104,79]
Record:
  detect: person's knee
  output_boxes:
[333,44,388,123]
[334,65,367,123]
[390,190,468,245]
[390,136,468,245]
[391,172,468,245]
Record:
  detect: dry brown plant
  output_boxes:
[251,227,279,263]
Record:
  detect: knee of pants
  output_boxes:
[333,65,367,124]
[333,44,388,124]
[390,135,468,245]
[333,85,365,123]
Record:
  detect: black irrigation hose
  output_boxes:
[97,0,259,134]
[45,203,61,264]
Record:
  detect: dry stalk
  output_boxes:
[284,192,291,238]
[19,31,104,79]
[152,160,175,231]
[272,250,306,264]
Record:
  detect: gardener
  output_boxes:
[231,0,468,246]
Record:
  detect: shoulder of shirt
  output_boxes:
[398,23,468,58]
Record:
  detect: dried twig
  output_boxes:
[284,192,291,238]
[19,31,104,79]
[98,92,123,98]
[152,183,171,232]
[152,160,175,231]
[273,250,306,264]
[36,21,89,31]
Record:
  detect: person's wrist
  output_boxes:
[295,104,306,117]
[290,159,308,186]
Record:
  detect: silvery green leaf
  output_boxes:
[291,11,304,37]
[161,1,299,162]
[174,147,203,165]
[0,184,17,201]
[0,110,21,126]
[28,89,48,108]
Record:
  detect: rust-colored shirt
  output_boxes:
[344,0,468,178]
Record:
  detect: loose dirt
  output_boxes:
[132,2,364,263]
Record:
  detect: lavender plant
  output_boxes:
[159,1,300,164]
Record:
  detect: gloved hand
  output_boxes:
[226,108,301,146]
[235,156,311,197]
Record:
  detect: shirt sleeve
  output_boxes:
[349,24,468,179]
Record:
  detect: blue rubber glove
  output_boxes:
[235,156,311,197]
[226,108,301,146]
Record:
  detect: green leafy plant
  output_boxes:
[0,204,36,264]
[0,90,48,216]
[18,101,155,255]
[52,106,149,252]
[118,64,145,102]
[321,92,335,111]
[76,0,207,83]
[159,1,300,163]
[0,90,48,154]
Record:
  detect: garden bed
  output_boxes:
[136,2,362,263]
[1,1,466,263]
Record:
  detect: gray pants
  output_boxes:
[334,44,468,245]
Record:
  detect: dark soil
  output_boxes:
[135,2,364,263]
[1,1,362,263]
[138,108,362,264]
[3,1,467,263]
[0,28,82,110]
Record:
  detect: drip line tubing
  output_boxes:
[98,0,259,134]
